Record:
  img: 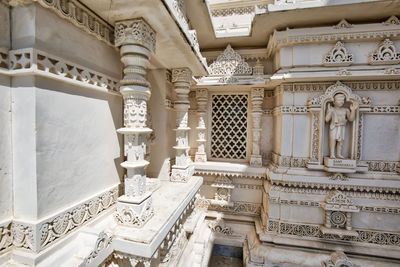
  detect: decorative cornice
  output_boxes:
[269,184,400,201]
[194,167,266,179]
[211,6,255,17]
[273,105,308,115]
[36,0,114,47]
[267,20,400,56]
[203,180,262,190]
[0,48,119,93]
[208,200,261,216]
[266,219,400,247]
[270,180,400,195]
[366,161,399,172]
[281,81,400,92]
[115,19,156,52]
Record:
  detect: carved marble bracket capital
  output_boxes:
[115,18,156,53]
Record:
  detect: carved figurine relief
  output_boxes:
[325,93,358,159]
[307,82,370,174]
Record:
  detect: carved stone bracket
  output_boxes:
[114,18,156,227]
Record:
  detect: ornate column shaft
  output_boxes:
[171,68,194,182]
[114,19,156,226]
[195,88,208,162]
[250,88,264,167]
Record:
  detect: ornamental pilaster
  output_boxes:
[171,67,194,182]
[250,88,264,167]
[195,88,208,162]
[114,18,156,227]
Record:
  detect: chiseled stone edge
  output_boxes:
[281,81,400,92]
[199,198,261,216]
[2,185,118,253]
[0,47,120,94]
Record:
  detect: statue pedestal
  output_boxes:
[323,157,357,173]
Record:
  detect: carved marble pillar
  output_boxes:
[114,19,156,226]
[171,68,194,182]
[195,88,208,162]
[250,88,264,167]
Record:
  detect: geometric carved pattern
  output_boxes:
[266,220,400,246]
[323,41,354,66]
[209,44,252,76]
[211,94,248,160]
[369,39,400,65]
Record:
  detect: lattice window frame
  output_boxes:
[207,92,250,162]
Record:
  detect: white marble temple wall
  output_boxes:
[147,69,176,180]
[277,40,400,69]
[11,4,121,78]
[9,3,123,221]
[0,75,12,222]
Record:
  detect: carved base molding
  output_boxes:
[115,194,154,227]
[265,219,400,247]
[0,185,118,253]
[171,164,194,182]
[0,48,119,94]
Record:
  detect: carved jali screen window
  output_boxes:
[210,94,248,160]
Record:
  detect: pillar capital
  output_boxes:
[115,18,156,53]
[251,87,264,100]
[172,68,192,84]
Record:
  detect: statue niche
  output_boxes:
[307,81,370,173]
[325,93,358,159]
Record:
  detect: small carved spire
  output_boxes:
[383,15,400,26]
[333,19,353,29]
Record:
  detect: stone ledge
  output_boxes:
[194,161,266,179]
[111,176,203,258]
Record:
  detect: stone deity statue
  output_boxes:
[325,93,358,159]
